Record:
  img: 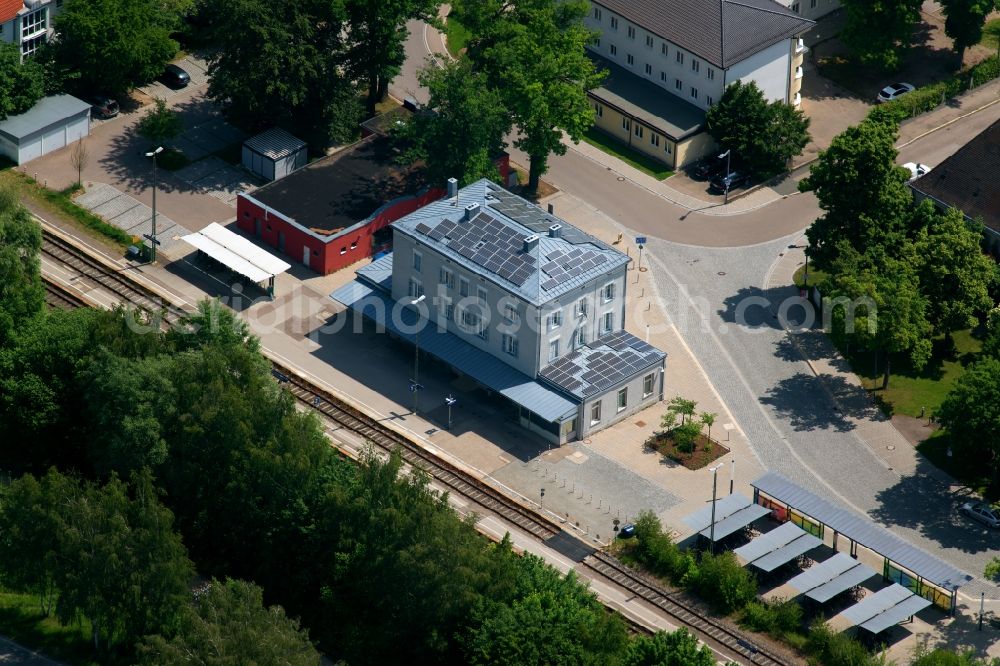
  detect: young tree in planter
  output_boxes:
[705,81,810,179]
[462,0,605,193]
[137,99,184,147]
[940,0,998,64]
[840,0,923,70]
[699,411,717,445]
[667,396,697,425]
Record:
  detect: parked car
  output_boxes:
[617,523,636,538]
[902,162,931,181]
[877,82,915,103]
[691,156,726,180]
[89,94,119,119]
[161,64,191,88]
[709,171,750,194]
[960,502,1000,528]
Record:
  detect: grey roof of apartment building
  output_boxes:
[538,330,665,399]
[0,94,91,142]
[392,179,630,306]
[593,0,813,68]
[587,53,706,141]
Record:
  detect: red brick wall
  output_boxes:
[237,188,444,275]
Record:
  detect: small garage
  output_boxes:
[241,128,307,182]
[0,95,91,166]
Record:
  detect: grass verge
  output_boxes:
[0,169,134,248]
[581,128,673,180]
[444,14,471,58]
[791,264,828,289]
[0,589,102,666]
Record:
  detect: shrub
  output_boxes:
[805,619,881,666]
[633,511,685,580]
[742,598,803,636]
[871,55,1000,124]
[684,552,757,615]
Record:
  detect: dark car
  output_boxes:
[709,171,750,193]
[89,94,119,119]
[691,156,725,180]
[617,523,637,539]
[161,64,191,88]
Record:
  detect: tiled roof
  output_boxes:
[909,119,1000,235]
[594,0,813,68]
[0,0,22,25]
[538,330,665,399]
[392,180,629,306]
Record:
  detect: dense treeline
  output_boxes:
[0,189,718,664]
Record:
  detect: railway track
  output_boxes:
[39,228,795,666]
[583,551,794,666]
[40,228,186,326]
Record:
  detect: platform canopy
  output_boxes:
[182,222,291,284]
[787,552,878,603]
[836,584,932,634]
[683,493,770,541]
[734,522,822,573]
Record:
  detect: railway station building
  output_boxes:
[332,178,667,445]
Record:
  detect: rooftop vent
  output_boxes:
[548,223,562,238]
[523,234,539,252]
[463,202,480,221]
[447,177,458,198]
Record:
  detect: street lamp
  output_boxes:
[719,149,732,204]
[445,394,457,430]
[410,295,426,414]
[144,146,163,262]
[708,463,723,553]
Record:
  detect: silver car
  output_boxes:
[877,82,915,103]
[960,502,1000,528]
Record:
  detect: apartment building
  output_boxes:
[333,179,667,444]
[584,0,813,168]
[774,0,841,21]
[0,0,62,59]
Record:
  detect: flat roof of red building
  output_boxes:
[248,135,426,237]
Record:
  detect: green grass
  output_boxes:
[791,264,828,289]
[981,18,1000,52]
[0,169,134,248]
[444,14,471,58]
[581,128,674,180]
[841,329,983,418]
[0,589,103,666]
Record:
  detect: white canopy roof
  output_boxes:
[182,223,291,283]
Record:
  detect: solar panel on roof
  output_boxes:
[841,585,914,627]
[860,595,932,634]
[807,563,878,603]
[415,222,432,235]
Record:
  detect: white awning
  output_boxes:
[181,223,291,284]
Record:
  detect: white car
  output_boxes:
[877,82,915,103]
[902,162,931,181]
[960,502,1000,529]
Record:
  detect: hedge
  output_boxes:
[871,55,1000,124]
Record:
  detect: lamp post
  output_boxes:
[445,394,457,430]
[719,149,732,204]
[410,295,426,414]
[708,464,723,553]
[730,458,736,495]
[144,146,163,262]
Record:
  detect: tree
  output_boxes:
[0,186,44,343]
[940,0,998,64]
[0,43,45,121]
[826,250,932,389]
[51,0,183,94]
[206,0,361,146]
[137,98,184,147]
[624,629,716,666]
[938,357,1000,488]
[840,0,923,70]
[705,81,810,179]
[345,0,441,116]
[981,305,1000,359]
[699,411,717,444]
[462,0,606,193]
[985,556,1000,582]
[137,578,320,665]
[912,202,996,339]
[70,139,89,187]
[399,59,512,186]
[167,297,260,353]
[666,396,697,425]
[800,118,913,270]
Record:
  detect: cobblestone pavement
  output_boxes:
[75,183,187,252]
[641,232,1000,603]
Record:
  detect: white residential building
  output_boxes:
[0,0,63,59]
[774,0,841,21]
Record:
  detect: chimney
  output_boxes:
[522,234,539,252]
[548,223,562,238]
[447,177,458,198]
[463,202,480,221]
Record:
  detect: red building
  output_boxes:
[236,134,444,275]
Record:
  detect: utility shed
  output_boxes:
[0,95,91,165]
[242,128,307,182]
